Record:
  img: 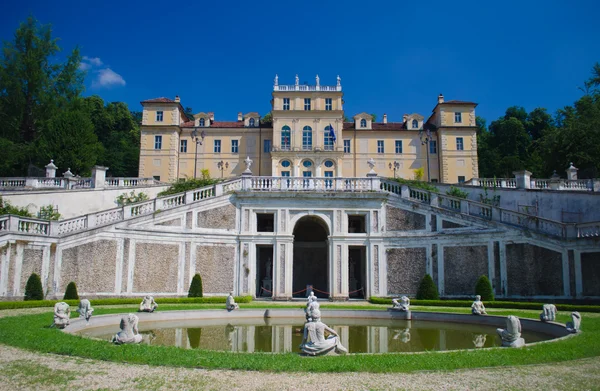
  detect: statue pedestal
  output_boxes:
[262,278,272,296]
[501,337,525,348]
[386,308,412,320]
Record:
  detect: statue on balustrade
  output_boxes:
[300,307,348,356]
[76,299,94,323]
[111,313,143,344]
[53,302,71,329]
[227,292,239,311]
[496,315,525,347]
[566,311,581,333]
[139,296,158,313]
[471,295,487,315]
[540,304,557,322]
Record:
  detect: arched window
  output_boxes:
[281,160,291,168]
[324,160,334,168]
[360,118,367,128]
[281,125,291,150]
[199,118,205,127]
[324,125,334,150]
[412,119,418,129]
[302,126,312,150]
[302,160,313,168]
[249,118,255,127]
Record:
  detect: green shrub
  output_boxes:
[116,191,149,207]
[24,273,43,301]
[475,275,495,301]
[0,196,32,217]
[446,186,469,199]
[38,204,61,220]
[63,281,79,300]
[416,274,439,300]
[387,177,438,192]
[188,274,203,297]
[158,178,219,197]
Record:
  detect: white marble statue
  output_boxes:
[315,74,320,86]
[305,292,320,321]
[111,313,143,344]
[53,302,71,329]
[76,299,94,323]
[566,311,581,333]
[473,334,487,348]
[274,74,278,86]
[295,74,299,86]
[243,156,253,174]
[540,304,557,322]
[139,296,158,313]
[336,75,341,87]
[471,295,487,315]
[392,296,410,312]
[496,315,525,347]
[226,292,239,311]
[300,307,348,356]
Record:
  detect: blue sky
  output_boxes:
[2,0,599,125]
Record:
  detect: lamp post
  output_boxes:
[191,129,206,179]
[419,128,432,182]
[388,161,400,178]
[217,160,229,178]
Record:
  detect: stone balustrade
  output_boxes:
[0,176,160,190]
[467,177,596,191]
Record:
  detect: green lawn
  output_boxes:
[0,303,598,373]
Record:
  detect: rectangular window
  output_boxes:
[343,139,351,153]
[324,132,334,151]
[180,139,187,153]
[430,140,437,154]
[264,139,271,153]
[431,179,439,183]
[325,98,332,111]
[324,171,333,188]
[304,98,311,111]
[214,140,221,153]
[283,98,290,110]
[231,140,239,153]
[395,140,402,154]
[377,140,384,154]
[455,112,462,123]
[153,175,160,181]
[156,111,163,122]
[154,135,162,150]
[281,171,290,177]
[257,213,275,232]
[456,137,464,151]
[458,176,466,183]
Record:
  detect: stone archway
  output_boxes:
[292,215,329,298]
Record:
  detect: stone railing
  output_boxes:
[243,176,378,192]
[274,84,341,92]
[0,179,240,237]
[0,176,160,190]
[467,177,596,191]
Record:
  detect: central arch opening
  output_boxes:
[292,215,329,298]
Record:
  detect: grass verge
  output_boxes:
[0,304,598,373]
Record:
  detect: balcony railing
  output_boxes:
[274,85,341,92]
[0,176,161,190]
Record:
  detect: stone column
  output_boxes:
[92,165,109,189]
[574,250,582,298]
[566,163,578,180]
[437,244,445,296]
[512,170,532,189]
[498,241,507,297]
[487,241,495,288]
[562,249,571,297]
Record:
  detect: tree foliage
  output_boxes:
[24,273,44,301]
[63,281,79,300]
[188,274,203,297]
[416,274,439,300]
[475,275,495,301]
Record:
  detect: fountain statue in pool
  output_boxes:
[300,299,348,356]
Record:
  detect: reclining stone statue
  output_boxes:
[471,295,487,315]
[53,302,71,329]
[496,315,525,347]
[76,299,94,322]
[300,307,348,356]
[392,296,410,312]
[111,313,143,344]
[566,311,581,333]
[539,304,557,322]
[226,292,239,311]
[139,296,158,313]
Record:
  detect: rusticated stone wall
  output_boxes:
[444,245,488,295]
[19,248,43,295]
[386,206,426,231]
[196,245,235,293]
[61,240,117,294]
[506,243,563,296]
[134,243,179,292]
[386,248,426,295]
[197,204,236,230]
[581,252,600,296]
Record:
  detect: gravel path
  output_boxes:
[1,308,599,390]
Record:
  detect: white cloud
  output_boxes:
[78,62,91,71]
[92,68,126,88]
[82,56,103,67]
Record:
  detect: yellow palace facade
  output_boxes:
[138,75,479,183]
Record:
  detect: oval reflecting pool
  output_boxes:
[76,316,555,353]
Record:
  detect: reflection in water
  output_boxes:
[88,318,551,354]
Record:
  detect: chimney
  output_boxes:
[237,112,243,122]
[383,114,388,124]
[438,93,444,104]
[402,114,408,123]
[174,95,180,103]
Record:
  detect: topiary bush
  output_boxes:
[416,274,439,300]
[188,273,203,297]
[24,273,43,301]
[475,275,495,301]
[63,281,79,300]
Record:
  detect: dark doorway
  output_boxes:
[256,245,274,297]
[292,216,329,298]
[348,246,366,298]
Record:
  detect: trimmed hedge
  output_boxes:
[63,282,79,300]
[369,297,600,313]
[416,274,439,300]
[188,274,203,297]
[0,296,253,311]
[24,273,43,301]
[475,275,495,301]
